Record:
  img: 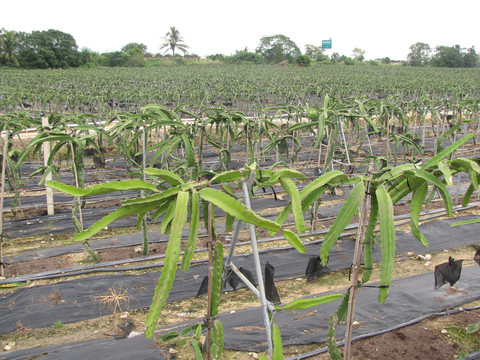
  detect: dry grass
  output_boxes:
[91,283,131,314]
[42,290,62,307]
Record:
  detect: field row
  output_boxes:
[1,66,480,114]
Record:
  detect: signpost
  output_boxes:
[322,39,332,49]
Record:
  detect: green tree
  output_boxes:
[430,45,464,67]
[227,48,264,64]
[316,53,329,62]
[294,54,311,67]
[462,47,478,68]
[330,52,340,63]
[255,34,301,64]
[381,57,391,64]
[342,57,355,65]
[125,53,146,67]
[352,48,366,62]
[0,29,20,66]
[120,42,147,67]
[18,29,81,68]
[160,26,188,56]
[122,42,147,55]
[103,51,128,67]
[79,47,101,67]
[304,44,324,59]
[407,42,431,66]
[207,53,225,62]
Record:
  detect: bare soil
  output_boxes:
[293,308,480,360]
[3,195,464,278]
[350,322,460,360]
[4,234,229,277]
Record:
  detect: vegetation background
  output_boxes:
[0,27,478,69]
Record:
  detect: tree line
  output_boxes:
[0,27,478,69]
[407,42,478,68]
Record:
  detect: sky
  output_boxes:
[2,0,479,61]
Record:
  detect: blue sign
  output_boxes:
[322,39,332,49]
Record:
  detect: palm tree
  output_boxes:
[160,26,188,56]
[0,30,20,66]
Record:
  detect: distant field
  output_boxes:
[1,65,480,115]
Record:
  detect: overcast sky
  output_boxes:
[2,0,479,61]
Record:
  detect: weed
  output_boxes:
[427,309,480,356]
[92,283,131,313]
[42,290,62,307]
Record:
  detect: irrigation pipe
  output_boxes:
[285,304,480,360]
[2,202,478,284]
[1,169,470,235]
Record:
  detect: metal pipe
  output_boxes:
[229,263,275,313]
[224,219,242,268]
[241,175,274,357]
[338,117,351,165]
[223,172,255,280]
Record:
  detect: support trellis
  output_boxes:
[222,171,275,357]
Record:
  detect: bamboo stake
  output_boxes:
[69,141,98,262]
[385,118,391,162]
[364,121,373,155]
[317,135,324,167]
[0,130,9,277]
[323,126,332,170]
[69,142,84,230]
[344,161,373,359]
[421,109,427,148]
[140,126,149,255]
[206,202,214,359]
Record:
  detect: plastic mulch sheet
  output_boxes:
[4,265,479,359]
[2,186,295,238]
[0,215,479,336]
[5,198,346,264]
[162,265,480,352]
[0,333,165,360]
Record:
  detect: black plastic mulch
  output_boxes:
[2,180,301,238]
[5,199,348,265]
[1,215,479,336]
[2,263,479,359]
[0,333,165,360]
[170,265,480,352]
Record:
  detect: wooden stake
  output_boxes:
[69,142,83,230]
[0,130,9,277]
[344,161,373,359]
[206,202,213,359]
[323,126,332,170]
[42,117,55,215]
